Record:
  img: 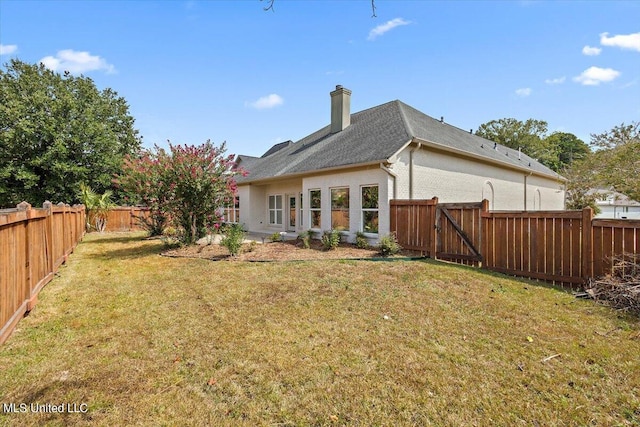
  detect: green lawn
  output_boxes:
[1,232,639,426]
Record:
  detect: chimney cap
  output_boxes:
[336,85,343,90]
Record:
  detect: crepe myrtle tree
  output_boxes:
[116,148,171,236]
[117,140,246,244]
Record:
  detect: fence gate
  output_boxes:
[435,202,485,266]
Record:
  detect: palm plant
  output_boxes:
[78,183,115,233]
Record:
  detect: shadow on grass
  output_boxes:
[414,257,580,295]
[80,233,147,245]
[82,233,166,260]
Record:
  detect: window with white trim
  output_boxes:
[309,189,321,229]
[268,195,283,225]
[361,185,379,234]
[331,187,349,231]
[223,198,240,223]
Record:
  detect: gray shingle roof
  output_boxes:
[237,100,560,183]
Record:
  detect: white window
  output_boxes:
[223,198,240,223]
[309,189,321,229]
[331,187,350,231]
[361,185,378,234]
[268,195,283,225]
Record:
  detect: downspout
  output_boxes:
[409,149,413,199]
[524,172,533,211]
[409,142,422,199]
[380,163,398,199]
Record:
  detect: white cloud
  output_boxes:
[582,45,601,56]
[545,76,566,85]
[368,18,411,41]
[0,44,18,55]
[600,32,640,52]
[573,66,621,86]
[246,94,284,110]
[515,88,532,97]
[39,49,115,74]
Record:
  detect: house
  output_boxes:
[588,189,640,219]
[233,85,565,242]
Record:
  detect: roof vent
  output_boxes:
[440,116,444,123]
[493,142,497,150]
[330,85,352,133]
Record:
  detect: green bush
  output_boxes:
[268,232,283,242]
[355,231,369,249]
[321,229,340,251]
[221,224,245,256]
[378,233,401,256]
[298,230,312,249]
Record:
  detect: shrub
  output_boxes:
[297,231,310,249]
[269,232,282,242]
[355,231,369,249]
[321,229,340,251]
[221,223,245,256]
[161,226,182,249]
[378,233,401,256]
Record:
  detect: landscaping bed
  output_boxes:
[162,238,424,262]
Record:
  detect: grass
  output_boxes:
[1,232,639,426]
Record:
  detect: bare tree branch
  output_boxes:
[261,0,275,12]
[260,0,377,16]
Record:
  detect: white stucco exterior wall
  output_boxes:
[238,179,302,232]
[389,146,565,210]
[239,167,393,242]
[302,167,391,242]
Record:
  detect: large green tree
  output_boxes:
[475,118,588,172]
[476,118,550,163]
[544,131,590,172]
[565,121,640,210]
[0,59,141,208]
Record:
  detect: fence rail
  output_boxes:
[391,198,640,288]
[1,202,85,344]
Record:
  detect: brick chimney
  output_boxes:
[330,85,351,133]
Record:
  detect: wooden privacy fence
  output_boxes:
[0,202,85,345]
[104,206,151,232]
[390,198,640,288]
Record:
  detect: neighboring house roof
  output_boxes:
[237,100,561,184]
[587,189,640,207]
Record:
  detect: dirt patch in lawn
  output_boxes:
[162,239,424,262]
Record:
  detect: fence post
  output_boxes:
[43,201,54,276]
[16,202,33,309]
[581,207,593,284]
[430,197,438,258]
[479,199,489,268]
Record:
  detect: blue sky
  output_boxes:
[1,0,638,157]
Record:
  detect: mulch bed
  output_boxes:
[161,239,425,262]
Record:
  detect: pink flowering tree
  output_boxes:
[118,140,245,244]
[117,148,171,236]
